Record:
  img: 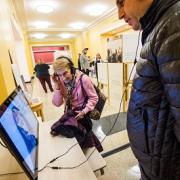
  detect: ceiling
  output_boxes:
[13,0,117,41]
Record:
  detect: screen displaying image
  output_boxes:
[0,88,38,179]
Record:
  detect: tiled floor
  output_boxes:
[30,76,140,180]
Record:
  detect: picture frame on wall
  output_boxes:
[8,50,27,91]
[32,45,71,65]
[107,37,122,63]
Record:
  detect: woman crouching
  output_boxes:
[51,56,103,152]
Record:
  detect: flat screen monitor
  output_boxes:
[0,86,39,180]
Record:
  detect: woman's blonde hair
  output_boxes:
[53,57,70,72]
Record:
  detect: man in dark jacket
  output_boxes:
[117,0,180,179]
[34,59,53,93]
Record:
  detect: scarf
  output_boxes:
[64,74,76,112]
[140,0,179,44]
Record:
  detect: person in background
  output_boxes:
[117,48,122,62]
[77,53,81,71]
[34,59,53,93]
[95,53,103,87]
[107,48,112,63]
[51,56,103,152]
[95,53,102,79]
[87,56,91,76]
[116,0,180,179]
[89,58,95,77]
[80,48,90,76]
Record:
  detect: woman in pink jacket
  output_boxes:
[52,56,103,151]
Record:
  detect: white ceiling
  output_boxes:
[16,0,117,41]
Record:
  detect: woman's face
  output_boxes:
[96,54,101,59]
[56,68,73,84]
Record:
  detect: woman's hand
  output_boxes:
[52,73,67,97]
[52,73,60,87]
[75,111,85,120]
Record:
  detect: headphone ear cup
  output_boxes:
[70,66,75,74]
[66,58,75,74]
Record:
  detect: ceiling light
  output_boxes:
[33,21,51,29]
[69,22,86,30]
[32,33,47,39]
[32,1,59,11]
[58,33,73,39]
[85,4,107,16]
[36,5,54,13]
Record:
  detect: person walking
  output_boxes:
[80,48,90,76]
[34,59,53,93]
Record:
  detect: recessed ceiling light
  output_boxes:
[69,22,86,30]
[85,4,107,16]
[32,33,47,39]
[33,21,51,29]
[58,33,73,39]
[32,1,59,11]
[36,5,54,13]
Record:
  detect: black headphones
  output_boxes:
[56,56,76,74]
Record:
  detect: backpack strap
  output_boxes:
[79,74,85,95]
[79,74,89,107]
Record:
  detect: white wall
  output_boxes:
[11,17,31,82]
[122,31,142,62]
[15,41,31,82]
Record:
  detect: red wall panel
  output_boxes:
[32,46,69,64]
[34,51,54,64]
[32,46,65,51]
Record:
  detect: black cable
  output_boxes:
[44,145,95,171]
[103,30,141,138]
[37,142,79,172]
[0,142,79,177]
